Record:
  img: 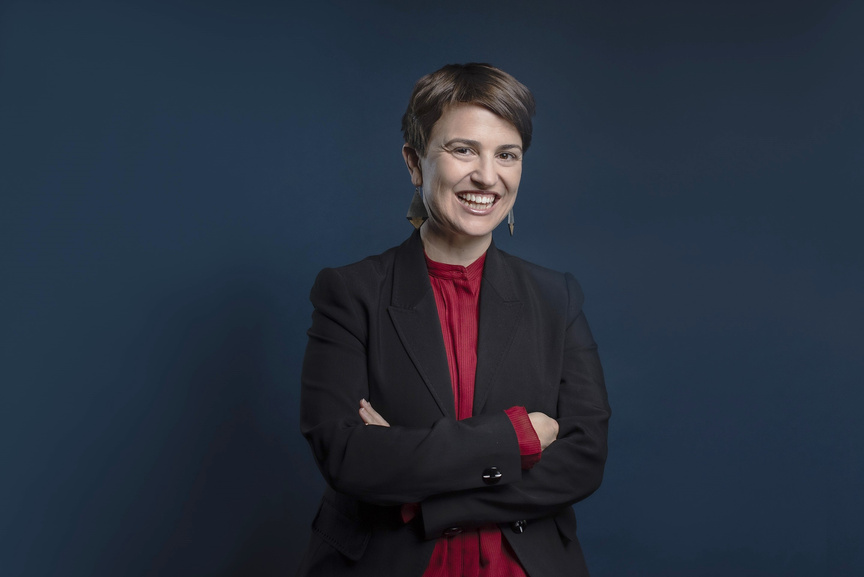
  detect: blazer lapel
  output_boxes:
[473,241,523,414]
[387,231,455,418]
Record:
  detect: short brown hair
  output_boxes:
[401,63,536,156]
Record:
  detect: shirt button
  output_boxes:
[482,467,503,485]
[443,526,463,537]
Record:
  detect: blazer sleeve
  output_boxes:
[300,267,523,506]
[419,273,610,538]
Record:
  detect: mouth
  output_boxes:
[456,191,498,211]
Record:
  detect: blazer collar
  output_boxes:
[389,230,520,306]
[475,238,523,414]
[390,230,432,309]
[387,230,524,417]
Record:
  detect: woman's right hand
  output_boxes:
[359,398,391,427]
[528,412,559,450]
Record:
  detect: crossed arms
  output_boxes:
[300,266,610,538]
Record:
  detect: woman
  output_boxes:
[299,63,610,577]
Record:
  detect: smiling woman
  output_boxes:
[298,63,610,577]
[403,104,523,265]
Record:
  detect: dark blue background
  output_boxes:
[2,1,862,575]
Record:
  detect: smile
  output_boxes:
[456,192,497,210]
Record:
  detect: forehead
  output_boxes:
[429,103,522,145]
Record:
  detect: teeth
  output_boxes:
[459,193,495,206]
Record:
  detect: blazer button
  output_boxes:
[511,520,527,534]
[443,527,463,537]
[482,467,503,485]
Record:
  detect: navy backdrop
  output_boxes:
[2,0,862,575]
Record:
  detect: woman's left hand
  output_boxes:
[359,398,391,427]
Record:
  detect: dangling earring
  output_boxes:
[508,208,515,236]
[406,186,428,229]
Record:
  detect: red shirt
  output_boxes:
[403,252,541,577]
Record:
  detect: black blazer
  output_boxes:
[298,230,610,576]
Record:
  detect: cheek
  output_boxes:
[432,158,469,187]
[506,169,522,191]
[422,163,445,192]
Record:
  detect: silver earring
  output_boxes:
[508,208,515,236]
[407,186,428,229]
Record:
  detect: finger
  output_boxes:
[360,398,381,419]
[359,407,376,425]
[359,399,391,427]
[360,408,390,427]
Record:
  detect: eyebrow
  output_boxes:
[443,138,523,152]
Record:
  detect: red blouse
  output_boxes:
[402,252,541,577]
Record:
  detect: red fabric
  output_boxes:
[407,252,532,577]
[504,406,542,469]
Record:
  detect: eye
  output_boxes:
[453,147,473,156]
[498,151,520,161]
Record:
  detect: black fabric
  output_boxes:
[298,230,610,576]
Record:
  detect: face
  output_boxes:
[403,103,523,244]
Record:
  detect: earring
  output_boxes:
[508,208,515,236]
[407,186,428,229]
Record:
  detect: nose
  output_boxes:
[470,155,498,188]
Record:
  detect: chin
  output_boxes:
[460,225,498,239]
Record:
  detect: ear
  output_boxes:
[402,144,423,187]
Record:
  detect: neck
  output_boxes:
[420,222,492,266]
